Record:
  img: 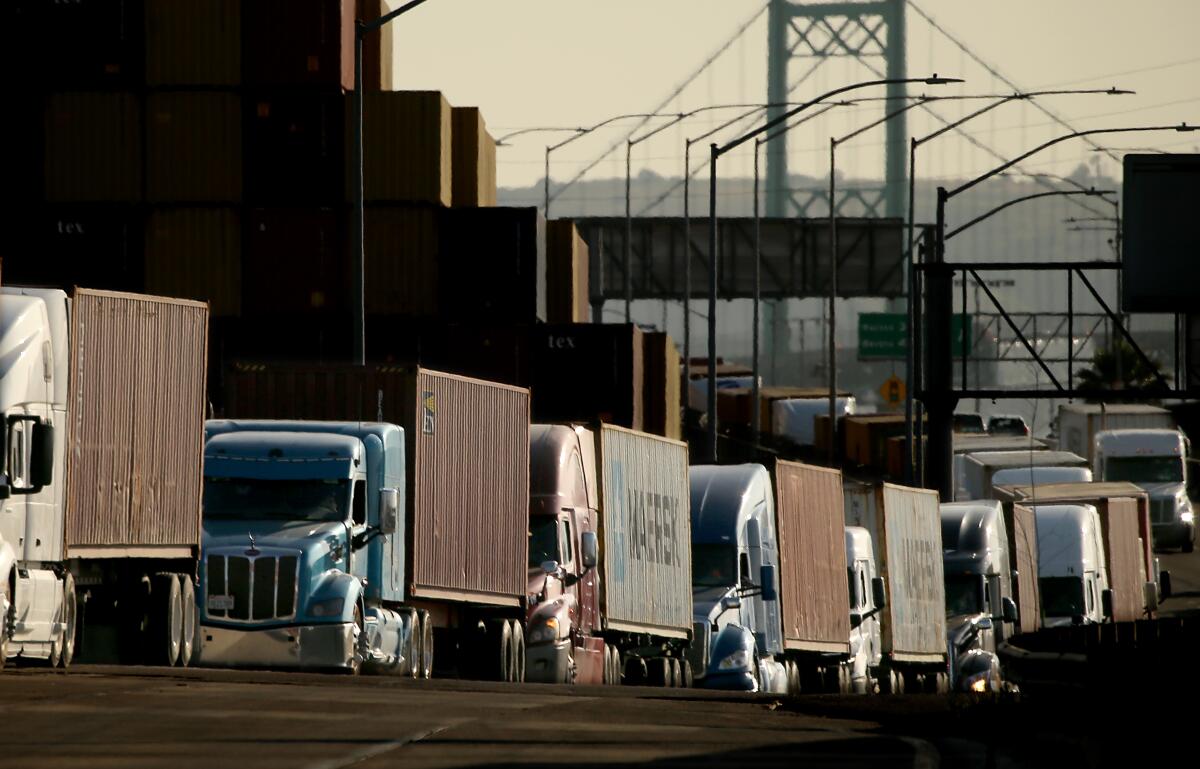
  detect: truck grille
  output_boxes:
[207,552,299,622]
[1150,498,1174,524]
[688,621,710,677]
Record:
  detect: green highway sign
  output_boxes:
[858,313,971,360]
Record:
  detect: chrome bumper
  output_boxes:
[199,622,357,670]
[525,640,571,684]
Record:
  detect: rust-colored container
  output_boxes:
[145,208,241,317]
[349,91,452,205]
[527,323,643,430]
[1004,503,1041,634]
[4,92,44,203]
[545,220,590,323]
[144,0,240,86]
[774,461,852,653]
[147,91,242,202]
[717,386,837,431]
[873,483,946,663]
[223,364,530,606]
[642,332,681,440]
[1095,497,1145,623]
[362,205,440,316]
[65,289,209,552]
[438,207,546,324]
[45,92,142,202]
[451,107,497,207]
[26,0,145,88]
[244,208,347,316]
[244,91,345,204]
[844,415,909,470]
[242,0,355,90]
[4,206,144,293]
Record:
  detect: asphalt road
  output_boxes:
[1156,542,1200,618]
[0,665,1026,769]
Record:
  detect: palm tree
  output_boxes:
[1077,338,1169,399]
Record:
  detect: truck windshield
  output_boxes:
[204,477,349,522]
[1104,456,1183,484]
[944,575,984,615]
[693,543,737,588]
[1039,577,1085,618]
[528,517,559,568]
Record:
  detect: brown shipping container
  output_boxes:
[243,0,354,89]
[350,92,452,205]
[545,220,590,323]
[451,107,498,207]
[439,207,546,324]
[144,0,240,86]
[4,93,44,204]
[408,322,527,387]
[1095,497,1145,623]
[65,289,208,551]
[363,205,440,315]
[223,364,530,605]
[3,206,144,293]
[45,92,142,202]
[875,483,946,662]
[642,332,681,440]
[145,208,241,317]
[1003,503,1041,634]
[244,208,347,316]
[28,0,145,87]
[528,323,643,429]
[718,386,840,431]
[245,91,345,204]
[844,415,909,469]
[147,92,242,202]
[774,461,852,653]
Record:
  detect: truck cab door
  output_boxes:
[574,510,601,635]
[349,479,369,582]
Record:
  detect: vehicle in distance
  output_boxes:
[954,413,988,435]
[1093,429,1194,552]
[987,414,1030,437]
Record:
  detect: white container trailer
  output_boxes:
[1055,404,1174,464]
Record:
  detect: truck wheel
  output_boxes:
[405,609,420,678]
[510,621,525,683]
[58,573,77,669]
[495,619,513,682]
[177,575,195,668]
[682,659,693,688]
[669,658,682,688]
[608,646,621,685]
[418,610,433,679]
[648,657,670,687]
[347,604,364,675]
[147,574,182,667]
[838,665,852,694]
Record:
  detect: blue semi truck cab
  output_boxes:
[198,421,420,674]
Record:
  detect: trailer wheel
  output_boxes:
[669,658,682,688]
[147,574,182,667]
[404,609,420,678]
[58,573,77,669]
[838,665,852,694]
[509,621,525,683]
[494,619,513,682]
[607,645,621,685]
[648,656,670,687]
[682,658,693,688]
[417,610,433,679]
[177,575,195,668]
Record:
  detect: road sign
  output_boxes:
[858,313,971,360]
[879,375,905,408]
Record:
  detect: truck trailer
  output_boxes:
[205,365,531,679]
[0,288,209,669]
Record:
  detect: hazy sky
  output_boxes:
[390,1,1200,190]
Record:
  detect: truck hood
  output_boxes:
[1139,482,1186,500]
[692,585,736,624]
[203,519,347,554]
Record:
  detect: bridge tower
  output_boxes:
[766,0,907,218]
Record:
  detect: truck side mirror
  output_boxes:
[379,488,400,535]
[541,560,560,576]
[580,531,598,570]
[1143,581,1159,612]
[759,564,778,602]
[721,594,742,611]
[871,576,887,610]
[1160,570,1173,599]
[1101,588,1114,619]
[1001,596,1018,624]
[29,422,54,491]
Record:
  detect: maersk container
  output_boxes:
[774,461,851,654]
[596,425,691,638]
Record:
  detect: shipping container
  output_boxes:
[65,289,208,550]
[1004,503,1041,634]
[147,91,242,202]
[717,386,846,433]
[596,424,691,637]
[844,415,912,470]
[4,92,44,203]
[1055,404,1175,463]
[222,363,530,605]
[244,208,347,316]
[546,220,590,323]
[27,0,145,88]
[960,450,1088,501]
[45,92,142,202]
[362,205,440,315]
[351,91,452,205]
[3,206,144,293]
[244,91,345,203]
[642,332,681,440]
[145,208,241,317]
[451,107,497,207]
[774,461,851,653]
[412,322,527,387]
[1094,497,1146,623]
[528,323,643,430]
[144,0,240,86]
[242,0,354,89]
[439,207,546,324]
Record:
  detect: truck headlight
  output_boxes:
[528,617,559,644]
[717,649,750,671]
[962,671,991,693]
[1182,511,1195,524]
[309,597,345,617]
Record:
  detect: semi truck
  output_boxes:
[844,526,884,694]
[957,450,1089,502]
[525,423,692,686]
[1054,404,1175,463]
[1092,429,1194,551]
[843,481,949,693]
[203,366,531,678]
[0,288,209,669]
[689,461,866,695]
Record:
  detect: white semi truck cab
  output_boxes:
[1093,429,1195,552]
[1033,504,1113,627]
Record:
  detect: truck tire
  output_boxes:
[648,657,670,687]
[669,658,682,688]
[417,610,433,679]
[838,665,852,694]
[347,604,364,675]
[405,609,420,678]
[177,575,195,668]
[682,659,693,688]
[147,574,182,667]
[495,619,513,682]
[58,573,77,669]
[509,620,525,683]
[607,645,621,685]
